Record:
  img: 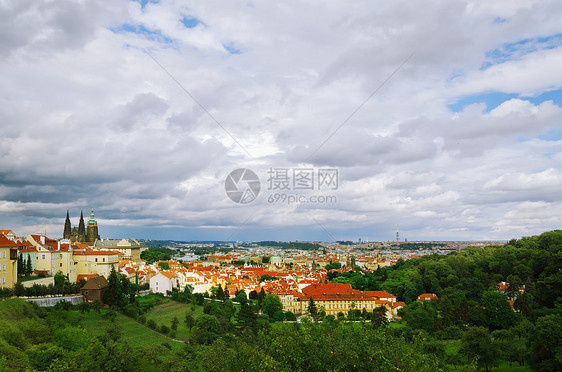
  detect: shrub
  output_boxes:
[147,319,157,330]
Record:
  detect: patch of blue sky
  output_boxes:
[481,33,562,70]
[111,23,173,44]
[223,43,241,55]
[448,92,517,113]
[181,16,203,29]
[538,129,562,142]
[449,87,562,114]
[133,0,158,9]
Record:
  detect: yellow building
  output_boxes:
[0,234,18,288]
[269,289,302,314]
[73,250,120,278]
[27,234,72,278]
[94,239,143,263]
[299,283,393,317]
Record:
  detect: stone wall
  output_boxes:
[24,295,84,307]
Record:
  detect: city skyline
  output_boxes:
[1,1,562,242]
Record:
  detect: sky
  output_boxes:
[1,0,562,242]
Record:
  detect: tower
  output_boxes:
[63,210,71,240]
[86,209,100,243]
[78,210,86,242]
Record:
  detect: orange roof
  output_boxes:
[0,234,19,248]
[73,250,123,256]
[159,271,176,280]
[417,293,439,301]
[77,274,98,282]
[302,283,355,295]
[364,290,396,299]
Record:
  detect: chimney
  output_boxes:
[58,241,61,250]
[40,235,45,245]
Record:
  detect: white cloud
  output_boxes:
[1,0,562,241]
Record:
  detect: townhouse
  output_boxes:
[0,234,18,288]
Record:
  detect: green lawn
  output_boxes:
[78,308,185,352]
[387,321,406,329]
[144,299,203,341]
[17,275,42,283]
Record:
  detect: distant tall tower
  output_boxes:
[396,229,400,242]
[86,209,100,243]
[63,210,71,239]
[78,210,86,242]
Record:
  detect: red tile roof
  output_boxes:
[0,234,19,248]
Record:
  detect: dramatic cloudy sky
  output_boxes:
[1,0,562,242]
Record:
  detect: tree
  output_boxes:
[236,301,258,335]
[259,274,278,283]
[307,297,318,319]
[460,327,499,372]
[104,267,123,307]
[234,290,248,305]
[54,271,66,287]
[478,291,516,330]
[26,256,32,276]
[262,294,283,319]
[17,256,23,276]
[372,306,389,329]
[325,262,342,271]
[158,261,169,270]
[192,314,222,344]
[14,282,25,297]
[171,316,179,331]
[216,284,225,301]
[528,314,562,371]
[257,288,266,310]
[184,312,195,328]
[505,274,523,300]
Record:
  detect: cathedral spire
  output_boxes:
[78,210,86,242]
[63,210,71,239]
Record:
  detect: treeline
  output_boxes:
[394,242,446,250]
[256,241,323,250]
[328,230,562,371]
[0,272,81,298]
[0,297,444,371]
[140,246,176,263]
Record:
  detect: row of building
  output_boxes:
[0,227,145,289]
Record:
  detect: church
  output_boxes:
[63,209,100,243]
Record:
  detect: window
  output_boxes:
[2,265,5,271]
[103,258,105,262]
[2,251,5,258]
[60,263,62,267]
[42,254,45,260]
[95,258,98,262]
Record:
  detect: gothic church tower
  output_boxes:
[63,210,71,240]
[86,209,100,243]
